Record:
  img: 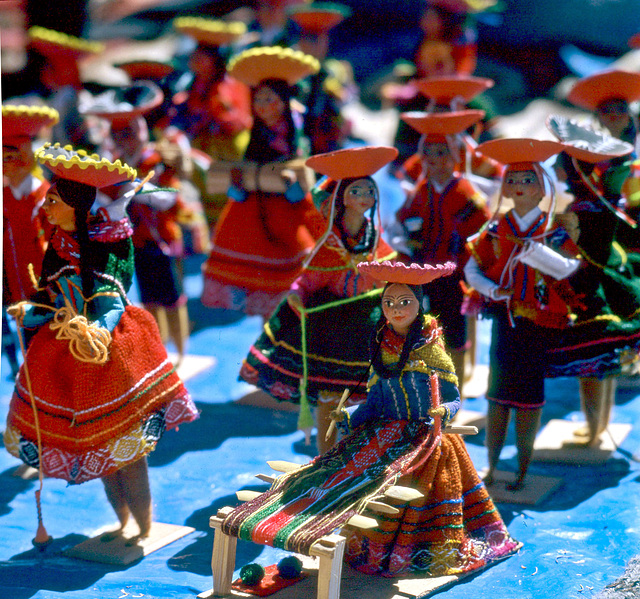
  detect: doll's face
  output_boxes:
[3,139,35,186]
[42,185,76,231]
[421,141,456,183]
[382,283,420,336]
[110,118,148,161]
[596,99,631,139]
[253,85,286,128]
[342,178,376,216]
[503,169,543,215]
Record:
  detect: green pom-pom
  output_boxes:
[277,556,303,579]
[240,563,265,586]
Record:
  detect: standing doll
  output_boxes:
[2,104,58,377]
[395,110,491,387]
[464,138,581,490]
[201,46,322,318]
[240,146,398,453]
[4,143,198,544]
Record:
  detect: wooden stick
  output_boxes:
[444,425,479,435]
[324,387,350,443]
[346,514,379,530]
[236,490,263,502]
[255,473,276,484]
[267,460,304,473]
[384,485,424,502]
[365,500,400,515]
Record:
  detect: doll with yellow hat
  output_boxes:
[4,143,198,544]
[201,46,323,318]
[240,146,398,453]
[394,109,491,387]
[225,260,521,579]
[464,138,582,490]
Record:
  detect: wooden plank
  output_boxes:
[482,470,563,506]
[533,420,632,465]
[64,521,194,565]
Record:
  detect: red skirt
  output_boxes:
[4,306,198,483]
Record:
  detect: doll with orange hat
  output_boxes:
[4,143,198,545]
[394,109,491,387]
[288,1,354,154]
[201,46,323,318]
[81,81,195,365]
[464,138,582,490]
[240,146,398,453]
[225,260,521,579]
[2,104,59,377]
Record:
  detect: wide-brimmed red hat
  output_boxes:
[2,104,59,141]
[546,114,634,164]
[629,33,640,49]
[413,75,494,104]
[288,2,351,34]
[173,17,246,47]
[476,138,565,166]
[28,26,104,61]
[567,70,640,111]
[357,260,457,284]
[115,60,174,82]
[306,146,398,180]
[227,46,320,87]
[78,81,164,129]
[36,143,137,188]
[400,109,485,138]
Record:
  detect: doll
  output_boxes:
[223,260,521,579]
[4,143,198,543]
[201,46,322,318]
[547,116,640,446]
[464,138,581,490]
[394,110,491,387]
[239,146,398,453]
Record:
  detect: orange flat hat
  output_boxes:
[546,114,634,163]
[28,26,104,60]
[357,260,457,285]
[288,3,351,34]
[306,146,398,179]
[413,75,494,103]
[567,70,640,111]
[2,104,59,140]
[173,17,247,47]
[400,109,485,137]
[629,33,640,49]
[36,143,137,188]
[116,60,174,82]
[227,46,320,87]
[79,81,164,129]
[476,138,565,165]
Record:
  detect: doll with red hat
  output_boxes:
[288,1,354,154]
[393,109,491,388]
[464,138,582,490]
[4,143,198,544]
[240,146,398,453]
[2,104,59,377]
[81,81,197,366]
[546,116,640,447]
[201,46,323,318]
[225,259,521,579]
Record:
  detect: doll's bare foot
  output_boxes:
[573,425,591,438]
[563,435,602,449]
[483,471,495,486]
[125,529,150,546]
[506,476,525,492]
[100,527,125,542]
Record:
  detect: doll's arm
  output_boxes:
[464,256,510,300]
[430,379,461,424]
[90,292,126,332]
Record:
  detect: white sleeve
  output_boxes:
[464,256,501,300]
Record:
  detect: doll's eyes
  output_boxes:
[384,299,414,309]
[505,176,536,185]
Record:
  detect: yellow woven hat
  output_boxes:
[227,47,320,87]
[173,17,246,47]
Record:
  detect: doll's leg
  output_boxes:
[575,377,605,443]
[166,303,190,365]
[101,470,130,539]
[508,407,542,491]
[119,457,152,541]
[147,305,170,343]
[484,401,510,485]
[600,377,616,435]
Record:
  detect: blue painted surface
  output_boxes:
[2,175,640,598]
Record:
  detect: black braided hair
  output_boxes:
[370,283,425,379]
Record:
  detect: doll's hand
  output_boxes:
[287,293,304,318]
[329,409,346,423]
[492,287,513,301]
[428,406,447,417]
[7,302,27,325]
[281,168,298,185]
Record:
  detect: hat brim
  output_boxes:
[429,0,498,13]
[28,26,104,59]
[401,109,485,137]
[357,260,457,285]
[289,11,346,34]
[227,47,320,87]
[36,143,137,188]
[547,114,634,163]
[567,70,640,111]
[2,105,59,139]
[476,138,566,165]
[306,146,398,180]
[173,17,246,47]
[116,61,174,81]
[413,75,494,103]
